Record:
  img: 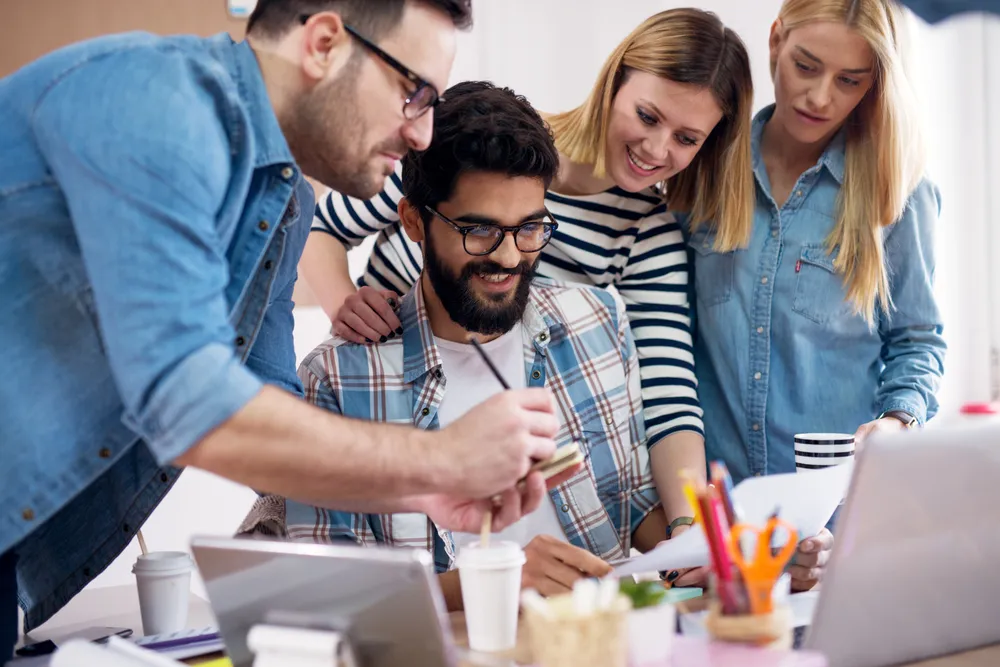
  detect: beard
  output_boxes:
[424,232,537,336]
[283,59,407,199]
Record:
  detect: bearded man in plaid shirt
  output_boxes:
[241,81,669,610]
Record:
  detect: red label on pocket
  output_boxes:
[795,259,802,273]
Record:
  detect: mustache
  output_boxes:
[461,260,534,279]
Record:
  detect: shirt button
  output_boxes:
[796,190,803,197]
[606,416,614,426]
[531,370,542,380]
[538,332,548,342]
[433,369,443,379]
[160,473,169,483]
[99,448,112,459]
[22,508,35,522]
[264,260,274,271]
[756,326,764,334]
[771,230,778,238]
[235,336,246,347]
[421,407,430,416]
[755,472,763,477]
[561,504,570,513]
[281,167,295,180]
[761,276,769,285]
[752,423,760,431]
[754,372,762,380]
[258,220,270,232]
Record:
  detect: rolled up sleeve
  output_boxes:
[876,179,947,424]
[32,48,258,464]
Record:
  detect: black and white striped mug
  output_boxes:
[794,433,855,472]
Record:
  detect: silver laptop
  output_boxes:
[804,421,1000,666]
[190,537,457,667]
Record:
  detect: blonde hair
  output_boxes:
[547,9,755,251]
[775,0,924,324]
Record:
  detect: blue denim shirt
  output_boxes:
[0,32,312,630]
[687,106,946,487]
[900,0,1000,21]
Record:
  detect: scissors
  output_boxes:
[729,513,798,615]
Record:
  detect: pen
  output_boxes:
[469,338,510,390]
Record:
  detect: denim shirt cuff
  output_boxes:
[131,342,264,464]
[878,396,927,426]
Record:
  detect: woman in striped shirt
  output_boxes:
[299,8,755,540]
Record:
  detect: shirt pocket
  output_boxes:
[689,229,735,306]
[792,244,846,325]
[579,402,637,503]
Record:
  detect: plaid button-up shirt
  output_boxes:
[240,277,660,572]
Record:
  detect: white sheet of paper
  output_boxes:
[613,461,854,577]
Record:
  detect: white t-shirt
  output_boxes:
[435,325,568,552]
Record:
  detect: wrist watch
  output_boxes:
[878,410,918,429]
[666,516,695,539]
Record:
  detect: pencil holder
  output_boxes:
[523,593,631,667]
[704,601,793,650]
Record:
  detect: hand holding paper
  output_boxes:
[614,462,854,577]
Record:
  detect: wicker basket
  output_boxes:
[523,593,632,667]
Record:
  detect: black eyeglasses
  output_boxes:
[300,14,443,119]
[424,206,558,256]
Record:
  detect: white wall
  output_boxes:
[85,3,997,599]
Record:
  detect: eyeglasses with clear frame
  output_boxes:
[423,205,559,256]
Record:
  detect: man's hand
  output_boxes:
[413,473,548,533]
[333,286,401,343]
[522,535,612,597]
[435,389,558,499]
[790,528,834,592]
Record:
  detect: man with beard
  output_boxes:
[240,82,669,610]
[0,1,557,654]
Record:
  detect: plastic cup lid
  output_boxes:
[132,551,193,574]
[456,541,525,570]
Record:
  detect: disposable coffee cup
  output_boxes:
[794,433,855,472]
[457,540,525,653]
[132,551,193,635]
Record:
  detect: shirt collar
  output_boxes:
[212,34,296,170]
[752,104,846,186]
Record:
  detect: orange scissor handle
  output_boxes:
[729,519,799,615]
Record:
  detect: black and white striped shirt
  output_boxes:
[312,167,703,443]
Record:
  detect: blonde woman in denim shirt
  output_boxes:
[680,0,945,591]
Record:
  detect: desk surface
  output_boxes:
[13,585,1000,667]
[448,612,1000,667]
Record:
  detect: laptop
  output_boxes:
[803,421,1000,666]
[190,537,458,667]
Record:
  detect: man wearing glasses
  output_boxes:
[0,1,557,656]
[240,82,670,609]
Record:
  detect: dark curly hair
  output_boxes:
[401,81,559,215]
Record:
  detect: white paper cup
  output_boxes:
[457,541,525,653]
[794,433,855,472]
[132,551,193,635]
